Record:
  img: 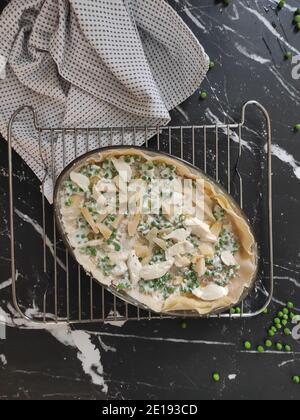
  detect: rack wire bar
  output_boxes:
[7,101,273,325]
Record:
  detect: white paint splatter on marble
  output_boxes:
[234,43,271,64]
[268,144,300,180]
[0,354,7,366]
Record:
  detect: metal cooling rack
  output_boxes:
[7,100,273,325]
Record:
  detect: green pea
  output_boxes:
[235,307,241,314]
[274,318,281,325]
[257,346,265,353]
[263,308,269,314]
[230,308,236,315]
[200,91,208,100]
[283,308,289,315]
[282,319,288,327]
[294,15,300,23]
[287,302,294,309]
[284,51,292,60]
[297,22,300,31]
[277,0,285,9]
[295,124,300,132]
[295,8,300,16]
[114,243,121,252]
[213,373,220,382]
[209,61,215,70]
[278,311,284,318]
[283,314,289,321]
[268,330,275,337]
[276,343,283,351]
[271,326,277,333]
[292,376,300,384]
[244,341,252,350]
[285,345,292,352]
[284,328,292,336]
[265,340,273,348]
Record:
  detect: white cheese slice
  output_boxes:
[70,172,90,192]
[112,158,132,182]
[127,251,142,285]
[94,179,116,193]
[221,251,237,267]
[163,228,191,242]
[112,261,128,277]
[192,284,229,301]
[140,259,174,281]
[165,241,194,260]
[184,217,217,242]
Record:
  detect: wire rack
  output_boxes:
[7,100,273,325]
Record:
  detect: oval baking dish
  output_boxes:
[53,147,258,316]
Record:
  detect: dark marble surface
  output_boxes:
[1,0,300,400]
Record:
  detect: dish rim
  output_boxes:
[53,145,259,317]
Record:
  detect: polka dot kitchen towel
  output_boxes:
[0,0,209,201]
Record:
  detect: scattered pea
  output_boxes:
[209,61,215,70]
[200,91,208,100]
[284,328,292,336]
[277,0,285,9]
[276,343,283,351]
[282,319,288,327]
[278,311,284,318]
[294,15,300,23]
[292,376,300,384]
[295,8,300,16]
[283,308,289,315]
[257,346,265,353]
[213,373,220,382]
[244,341,252,350]
[271,326,277,333]
[294,124,300,132]
[263,308,269,314]
[181,321,187,329]
[284,51,292,60]
[285,345,292,352]
[265,340,273,348]
[274,318,281,325]
[287,302,294,309]
[268,330,275,337]
[297,22,300,31]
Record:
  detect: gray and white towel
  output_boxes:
[0,0,209,200]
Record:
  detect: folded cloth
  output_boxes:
[0,0,209,201]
